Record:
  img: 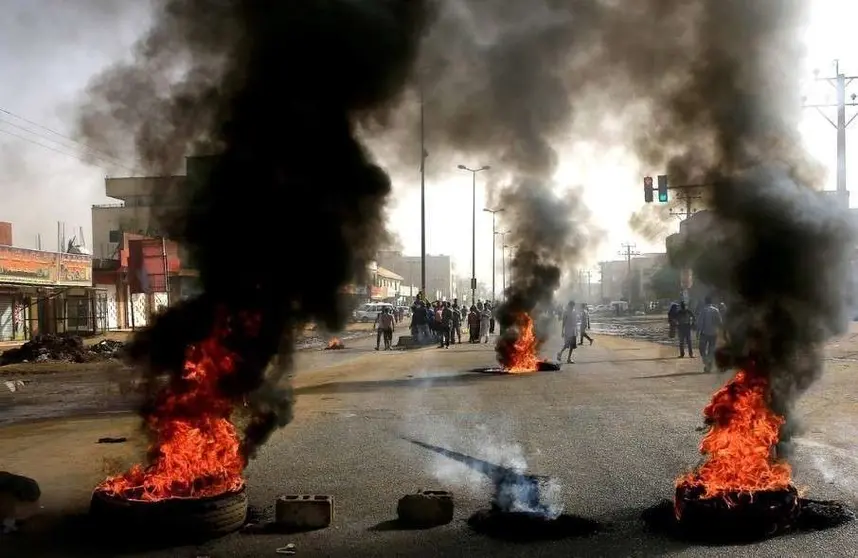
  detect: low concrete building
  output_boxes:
[0,222,100,341]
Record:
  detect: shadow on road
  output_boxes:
[294,373,496,395]
[580,357,678,365]
[632,371,706,380]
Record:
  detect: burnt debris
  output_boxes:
[643,493,855,544]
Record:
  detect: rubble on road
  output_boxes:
[0,335,125,366]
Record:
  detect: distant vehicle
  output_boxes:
[353,302,395,322]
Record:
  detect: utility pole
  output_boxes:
[803,60,858,208]
[494,230,508,300]
[618,243,641,312]
[457,164,490,306]
[419,85,427,297]
[483,208,505,303]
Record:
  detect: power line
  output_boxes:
[0,106,140,173]
[0,116,135,171]
[0,106,130,167]
[0,126,98,164]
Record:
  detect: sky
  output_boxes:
[0,0,855,286]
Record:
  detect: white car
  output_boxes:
[352,303,395,323]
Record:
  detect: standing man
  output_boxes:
[676,301,695,358]
[489,301,496,335]
[480,302,493,343]
[451,298,462,344]
[579,303,594,346]
[557,301,579,364]
[697,296,722,372]
[439,301,454,348]
[374,306,395,350]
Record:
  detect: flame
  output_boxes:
[675,366,792,514]
[96,324,245,501]
[326,337,344,349]
[498,313,539,373]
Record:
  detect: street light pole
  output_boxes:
[419,86,427,297]
[495,231,508,299]
[483,207,505,303]
[457,164,490,307]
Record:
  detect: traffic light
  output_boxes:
[644,176,653,203]
[657,175,668,202]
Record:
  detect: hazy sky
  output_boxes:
[0,0,855,286]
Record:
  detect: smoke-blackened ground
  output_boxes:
[75,0,430,457]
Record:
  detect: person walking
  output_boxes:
[374,306,395,350]
[557,301,579,363]
[579,303,593,346]
[480,302,492,343]
[697,296,723,372]
[676,301,695,358]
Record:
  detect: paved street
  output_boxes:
[1,327,857,557]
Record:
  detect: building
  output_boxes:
[91,158,203,330]
[0,222,99,341]
[599,253,667,304]
[371,264,404,302]
[376,250,454,301]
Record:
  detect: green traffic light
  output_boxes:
[658,191,668,202]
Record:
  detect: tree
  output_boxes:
[648,264,681,301]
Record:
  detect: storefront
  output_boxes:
[0,245,97,340]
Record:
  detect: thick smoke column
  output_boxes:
[401,1,601,356]
[625,0,856,444]
[75,0,429,455]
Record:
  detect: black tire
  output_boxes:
[90,486,248,541]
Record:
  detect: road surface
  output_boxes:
[1,327,856,557]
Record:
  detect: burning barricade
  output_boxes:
[644,359,855,542]
[474,313,560,374]
[324,337,345,350]
[89,318,248,539]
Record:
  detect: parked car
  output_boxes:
[352,302,395,323]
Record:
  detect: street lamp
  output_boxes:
[503,244,514,286]
[495,230,509,299]
[483,207,505,303]
[457,164,490,306]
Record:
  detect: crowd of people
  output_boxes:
[371,293,500,350]
[407,293,495,348]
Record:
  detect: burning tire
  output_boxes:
[89,486,248,541]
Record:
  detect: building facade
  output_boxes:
[91,159,201,330]
[599,253,667,304]
[376,250,454,301]
[0,222,98,341]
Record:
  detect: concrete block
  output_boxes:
[397,490,454,527]
[275,495,333,530]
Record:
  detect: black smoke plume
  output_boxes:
[75,0,429,456]
[385,0,854,436]
[623,0,856,447]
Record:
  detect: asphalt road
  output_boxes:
[1,327,857,557]
[0,330,378,426]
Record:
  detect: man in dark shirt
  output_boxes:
[676,301,695,358]
[451,298,462,344]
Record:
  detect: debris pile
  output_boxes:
[0,335,125,366]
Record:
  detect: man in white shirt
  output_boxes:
[557,301,579,363]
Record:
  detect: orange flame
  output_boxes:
[96,326,245,501]
[675,366,792,514]
[499,313,539,373]
[326,337,345,350]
